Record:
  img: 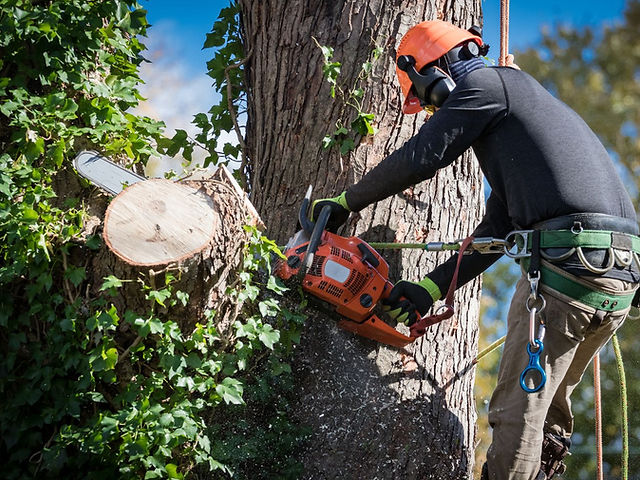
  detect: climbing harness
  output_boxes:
[368,215,637,474]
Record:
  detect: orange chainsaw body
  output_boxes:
[277,230,414,348]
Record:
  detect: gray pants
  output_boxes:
[485,264,637,479]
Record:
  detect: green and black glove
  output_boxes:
[382,277,441,326]
[310,191,351,232]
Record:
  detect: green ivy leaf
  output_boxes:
[104,347,118,370]
[64,265,86,287]
[258,324,280,350]
[100,275,123,291]
[147,288,171,307]
[339,138,356,155]
[216,377,244,405]
[86,235,102,250]
[176,290,189,306]
[165,464,184,480]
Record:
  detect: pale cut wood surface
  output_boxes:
[103,179,217,266]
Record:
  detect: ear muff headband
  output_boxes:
[396,55,456,108]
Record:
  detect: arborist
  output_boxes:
[312,20,640,480]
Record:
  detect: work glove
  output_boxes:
[382,278,441,326]
[310,191,351,232]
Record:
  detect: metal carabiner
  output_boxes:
[471,237,510,254]
[520,339,546,393]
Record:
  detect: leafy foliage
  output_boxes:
[198,2,246,174]
[316,39,384,155]
[0,0,305,477]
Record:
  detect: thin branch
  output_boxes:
[224,47,253,189]
[120,335,143,360]
[60,250,77,304]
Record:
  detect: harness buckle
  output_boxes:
[504,230,534,259]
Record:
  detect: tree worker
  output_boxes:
[311,20,640,480]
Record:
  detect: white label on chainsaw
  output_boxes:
[323,259,350,284]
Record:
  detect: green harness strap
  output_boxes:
[523,229,640,253]
[520,258,636,312]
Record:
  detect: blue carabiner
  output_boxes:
[519,339,546,393]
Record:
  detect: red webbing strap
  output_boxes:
[410,236,475,337]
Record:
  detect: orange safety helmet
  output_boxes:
[396,20,483,114]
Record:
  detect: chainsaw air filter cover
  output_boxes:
[276,231,391,322]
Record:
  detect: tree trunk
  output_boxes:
[239,1,484,478]
[83,170,259,335]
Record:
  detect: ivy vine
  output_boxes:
[0,1,305,478]
[316,40,384,155]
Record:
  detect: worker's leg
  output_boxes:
[486,272,637,480]
[485,275,588,479]
[544,276,636,439]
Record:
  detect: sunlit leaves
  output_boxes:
[316,41,382,156]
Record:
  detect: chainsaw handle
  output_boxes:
[380,281,424,327]
[298,185,316,235]
[302,204,331,270]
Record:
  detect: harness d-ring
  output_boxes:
[520,339,546,393]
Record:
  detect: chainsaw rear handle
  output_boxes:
[298,185,316,235]
[302,204,331,270]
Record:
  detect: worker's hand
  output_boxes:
[311,191,351,232]
[505,54,520,70]
[382,280,435,326]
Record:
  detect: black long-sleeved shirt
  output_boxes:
[345,66,638,293]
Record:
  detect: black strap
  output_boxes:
[528,230,541,277]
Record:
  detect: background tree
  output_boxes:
[237,0,486,477]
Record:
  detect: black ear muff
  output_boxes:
[397,55,456,108]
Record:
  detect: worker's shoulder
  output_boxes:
[456,67,508,97]
[463,66,541,95]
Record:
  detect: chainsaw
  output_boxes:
[275,186,419,348]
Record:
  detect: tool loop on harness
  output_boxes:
[576,246,616,274]
[614,249,633,267]
[520,339,546,393]
[540,247,576,262]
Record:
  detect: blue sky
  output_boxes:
[136,0,629,173]
[140,0,628,75]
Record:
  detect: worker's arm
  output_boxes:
[427,191,513,295]
[344,68,508,212]
[382,192,513,323]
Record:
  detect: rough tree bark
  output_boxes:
[239,1,484,478]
